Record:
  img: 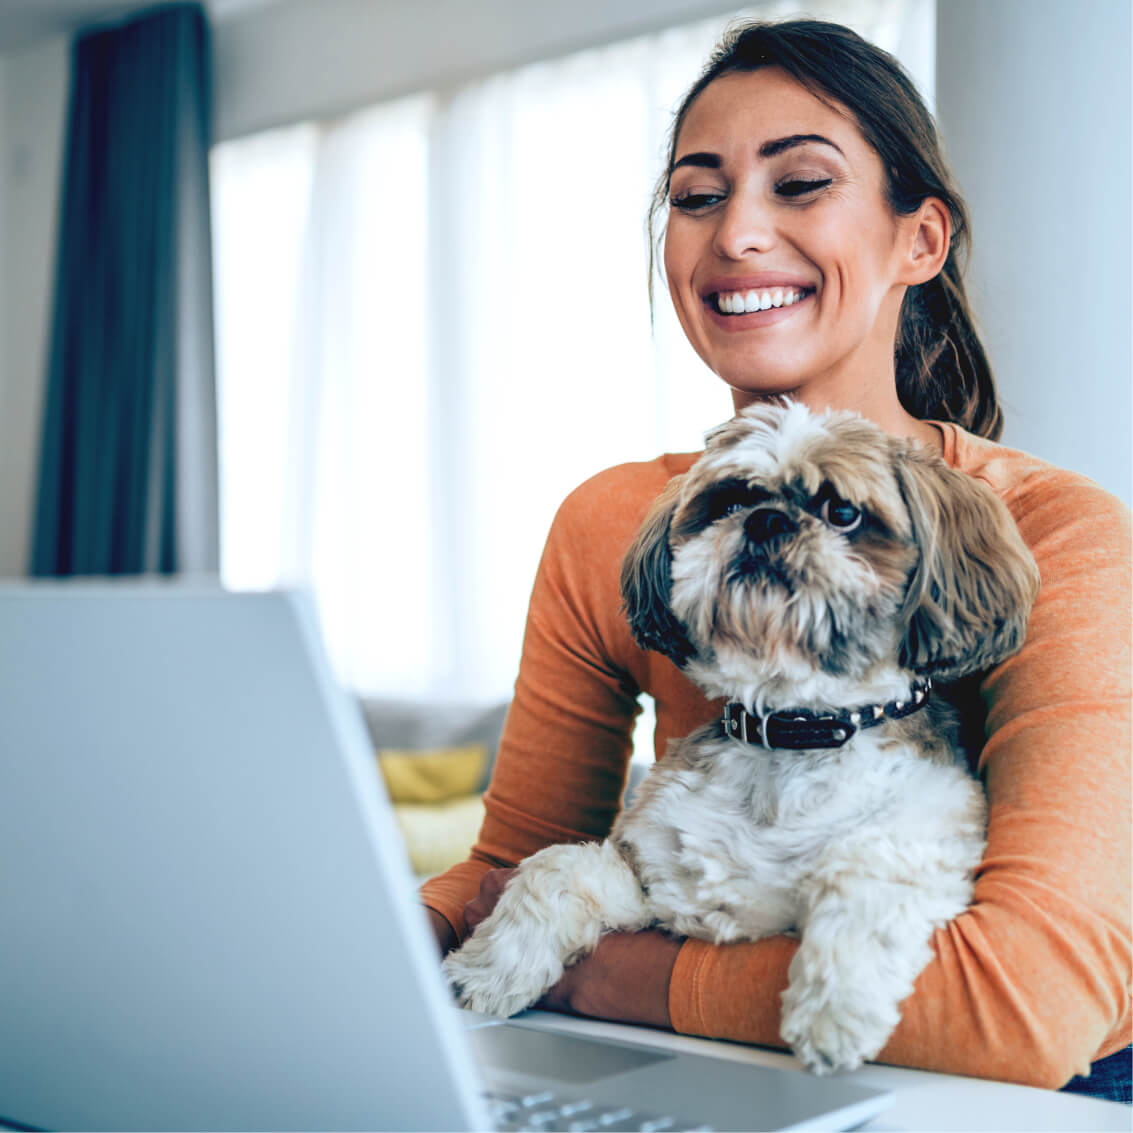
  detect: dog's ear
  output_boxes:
[619,477,695,667]
[895,448,1040,680]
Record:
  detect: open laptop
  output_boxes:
[0,582,893,1131]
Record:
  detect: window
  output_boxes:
[211,0,934,705]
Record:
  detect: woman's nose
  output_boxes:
[711,191,776,260]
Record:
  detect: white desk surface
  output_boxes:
[512,1009,1129,1132]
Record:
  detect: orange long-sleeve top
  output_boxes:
[421,422,1132,1089]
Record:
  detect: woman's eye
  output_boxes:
[670,191,725,213]
[820,497,863,532]
[775,177,833,198]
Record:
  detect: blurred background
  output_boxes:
[0,0,1129,716]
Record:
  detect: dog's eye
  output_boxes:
[705,481,771,523]
[820,497,863,532]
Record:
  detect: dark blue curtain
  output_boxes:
[30,2,218,577]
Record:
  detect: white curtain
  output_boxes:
[211,0,933,705]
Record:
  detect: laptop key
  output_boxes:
[521,1091,557,1108]
[559,1100,595,1117]
[567,1108,683,1133]
[480,1090,707,1133]
[527,1110,563,1127]
[595,1116,652,1132]
[598,1108,634,1124]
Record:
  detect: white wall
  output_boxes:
[214,0,760,141]
[936,0,1131,504]
[0,36,68,576]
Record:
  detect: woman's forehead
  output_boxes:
[674,67,860,158]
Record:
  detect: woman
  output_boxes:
[421,19,1131,1098]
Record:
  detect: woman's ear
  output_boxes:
[898,196,951,286]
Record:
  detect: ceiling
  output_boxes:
[0,0,275,55]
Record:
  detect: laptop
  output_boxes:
[0,582,893,1131]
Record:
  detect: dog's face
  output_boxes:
[621,402,1040,699]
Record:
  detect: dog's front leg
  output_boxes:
[442,839,651,1017]
[780,876,954,1075]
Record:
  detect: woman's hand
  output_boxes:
[425,867,518,956]
[454,865,682,1029]
[462,867,519,935]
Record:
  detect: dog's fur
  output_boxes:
[443,401,1040,1073]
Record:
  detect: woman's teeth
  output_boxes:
[714,287,808,314]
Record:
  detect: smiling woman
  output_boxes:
[652,26,995,446]
[421,16,1131,1100]
[664,68,943,428]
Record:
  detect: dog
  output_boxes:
[442,401,1040,1074]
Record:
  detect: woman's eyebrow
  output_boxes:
[670,134,845,174]
[669,151,721,173]
[759,133,845,158]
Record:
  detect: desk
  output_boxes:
[513,1010,1129,1132]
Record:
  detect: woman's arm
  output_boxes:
[540,930,682,1028]
[420,460,678,942]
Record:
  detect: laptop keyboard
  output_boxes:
[484,1089,712,1132]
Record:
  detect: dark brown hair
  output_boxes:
[648,19,1002,440]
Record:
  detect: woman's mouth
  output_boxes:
[709,286,815,315]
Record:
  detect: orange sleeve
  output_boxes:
[419,461,670,941]
[668,462,1132,1089]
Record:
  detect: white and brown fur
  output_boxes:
[443,401,1039,1074]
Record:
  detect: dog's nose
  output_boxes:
[744,507,797,544]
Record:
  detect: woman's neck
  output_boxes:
[730,385,944,455]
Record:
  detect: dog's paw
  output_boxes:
[442,951,543,1017]
[780,987,898,1076]
[441,929,563,1017]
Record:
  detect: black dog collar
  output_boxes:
[723,678,933,751]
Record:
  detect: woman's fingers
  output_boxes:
[463,867,518,934]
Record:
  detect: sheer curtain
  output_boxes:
[211,0,933,704]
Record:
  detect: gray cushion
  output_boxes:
[357,697,509,792]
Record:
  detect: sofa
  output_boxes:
[358,696,648,879]
[358,696,509,879]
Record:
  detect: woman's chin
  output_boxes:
[719,373,807,408]
[697,346,820,403]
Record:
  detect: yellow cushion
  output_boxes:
[378,743,487,804]
[392,794,486,878]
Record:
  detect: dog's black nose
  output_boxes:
[744,507,797,544]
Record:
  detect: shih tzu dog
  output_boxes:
[443,401,1040,1074]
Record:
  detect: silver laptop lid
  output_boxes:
[0,582,489,1132]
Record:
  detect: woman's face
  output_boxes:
[663,67,924,411]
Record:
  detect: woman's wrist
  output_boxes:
[426,907,458,956]
[545,930,683,1029]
